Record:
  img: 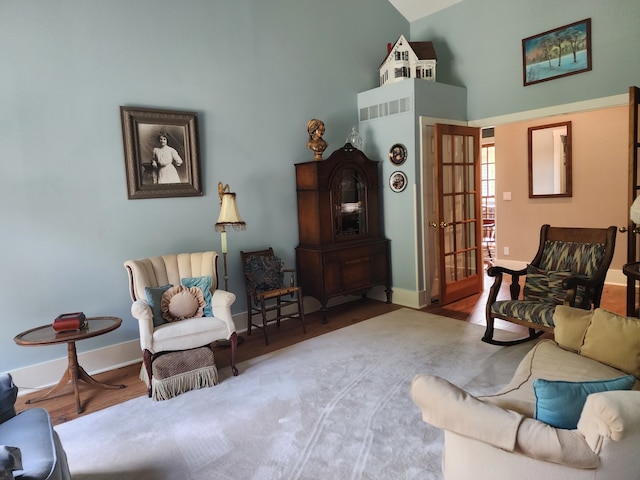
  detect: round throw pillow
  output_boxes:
[160,285,205,322]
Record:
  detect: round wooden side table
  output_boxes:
[14,316,126,414]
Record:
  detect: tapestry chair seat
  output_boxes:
[483,224,616,346]
[241,248,306,345]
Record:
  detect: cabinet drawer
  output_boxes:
[324,242,389,295]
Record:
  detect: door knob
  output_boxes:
[619,226,640,234]
[440,222,450,228]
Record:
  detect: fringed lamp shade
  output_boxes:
[214,187,246,290]
[215,192,246,232]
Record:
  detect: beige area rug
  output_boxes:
[55,308,535,480]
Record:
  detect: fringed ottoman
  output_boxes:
[141,346,218,401]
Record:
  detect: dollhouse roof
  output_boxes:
[379,35,437,67]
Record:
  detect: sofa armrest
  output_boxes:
[578,390,640,451]
[411,374,523,451]
[515,418,599,468]
[131,300,154,352]
[412,374,601,469]
[0,445,22,471]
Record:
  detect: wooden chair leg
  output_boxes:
[143,349,153,397]
[276,297,282,328]
[298,291,306,334]
[260,300,269,345]
[247,304,253,336]
[229,332,239,376]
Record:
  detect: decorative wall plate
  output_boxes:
[389,143,407,165]
[389,171,407,193]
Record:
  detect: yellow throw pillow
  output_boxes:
[553,305,593,352]
[580,308,640,378]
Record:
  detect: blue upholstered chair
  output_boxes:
[0,373,71,480]
[483,224,616,346]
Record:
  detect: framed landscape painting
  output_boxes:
[522,18,591,87]
[120,106,202,199]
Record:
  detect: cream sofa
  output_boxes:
[411,306,640,480]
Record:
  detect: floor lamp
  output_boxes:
[215,182,246,291]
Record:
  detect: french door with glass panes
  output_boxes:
[434,124,482,305]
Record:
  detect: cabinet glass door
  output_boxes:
[333,168,367,239]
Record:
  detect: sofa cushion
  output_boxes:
[553,305,592,353]
[181,275,213,317]
[580,308,640,378]
[533,375,635,429]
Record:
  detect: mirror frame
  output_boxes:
[528,121,572,198]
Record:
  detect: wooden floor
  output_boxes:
[18,278,626,427]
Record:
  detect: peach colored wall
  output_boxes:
[494,106,627,272]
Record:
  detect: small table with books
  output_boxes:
[14,316,126,413]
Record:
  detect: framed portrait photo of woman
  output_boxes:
[120,106,202,199]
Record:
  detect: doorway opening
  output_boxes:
[481,129,496,268]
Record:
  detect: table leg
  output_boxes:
[26,340,125,414]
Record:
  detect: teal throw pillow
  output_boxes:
[145,284,173,327]
[533,375,635,429]
[181,276,213,317]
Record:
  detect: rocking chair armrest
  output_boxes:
[487,265,527,278]
[562,274,594,290]
[486,265,527,304]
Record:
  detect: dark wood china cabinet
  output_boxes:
[295,143,391,322]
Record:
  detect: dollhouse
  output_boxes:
[379,34,437,86]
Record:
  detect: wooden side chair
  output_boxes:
[483,224,616,346]
[240,248,306,345]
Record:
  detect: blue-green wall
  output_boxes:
[0,0,407,371]
[2,0,639,373]
[411,0,640,120]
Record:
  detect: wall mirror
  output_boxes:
[528,121,572,198]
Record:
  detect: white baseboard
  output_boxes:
[9,298,354,394]
[11,341,143,396]
[11,271,626,393]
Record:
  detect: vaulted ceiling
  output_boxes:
[388,0,462,22]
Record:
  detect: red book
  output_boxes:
[53,312,86,332]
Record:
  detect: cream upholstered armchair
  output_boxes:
[124,252,238,396]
